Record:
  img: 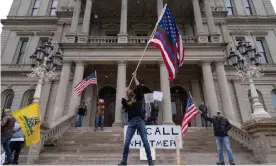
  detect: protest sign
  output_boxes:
[124,125,182,149]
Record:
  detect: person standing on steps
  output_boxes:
[75,101,87,127]
[118,73,153,166]
[150,101,159,125]
[10,121,25,165]
[201,111,235,165]
[199,101,208,127]
[1,109,16,165]
[94,99,105,132]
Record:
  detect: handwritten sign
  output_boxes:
[153,91,163,101]
[144,93,154,103]
[140,148,156,160]
[124,125,182,149]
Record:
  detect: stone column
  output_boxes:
[190,80,203,127]
[113,61,127,126]
[157,0,164,16]
[40,82,52,122]
[78,0,93,43]
[201,61,219,116]
[160,61,174,125]
[204,0,220,42]
[118,0,128,43]
[66,0,82,43]
[51,62,72,122]
[192,0,208,43]
[68,61,85,116]
[215,62,235,121]
[83,85,93,127]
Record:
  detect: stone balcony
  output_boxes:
[72,36,197,44]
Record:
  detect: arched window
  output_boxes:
[248,89,267,113]
[21,89,35,107]
[272,89,276,110]
[1,89,15,111]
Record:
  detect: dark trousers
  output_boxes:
[1,135,12,163]
[122,117,152,164]
[10,141,24,163]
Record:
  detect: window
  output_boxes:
[243,0,252,15]
[135,31,148,37]
[50,0,58,16]
[225,0,234,15]
[272,89,276,110]
[256,40,268,64]
[32,0,41,16]
[16,39,28,64]
[1,89,14,110]
[105,31,118,36]
[21,89,35,107]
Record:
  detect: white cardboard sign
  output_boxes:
[140,148,156,160]
[124,125,182,149]
[153,91,163,101]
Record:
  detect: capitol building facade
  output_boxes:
[1,0,276,128]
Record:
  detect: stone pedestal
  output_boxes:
[77,33,89,43]
[197,34,209,43]
[210,33,221,43]
[117,34,128,43]
[65,33,76,43]
[242,117,276,164]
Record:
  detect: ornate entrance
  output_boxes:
[170,86,190,125]
[98,86,116,127]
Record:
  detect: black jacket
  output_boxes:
[77,105,87,116]
[121,85,145,121]
[202,114,232,136]
[199,104,208,114]
[150,103,159,121]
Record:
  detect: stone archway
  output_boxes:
[170,86,189,125]
[98,86,116,127]
[1,89,15,112]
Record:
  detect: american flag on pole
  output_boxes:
[74,72,97,96]
[181,94,201,136]
[149,4,185,80]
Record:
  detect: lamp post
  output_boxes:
[228,40,271,119]
[28,39,63,103]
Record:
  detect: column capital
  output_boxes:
[63,60,72,66]
[74,61,85,66]
[214,60,225,66]
[158,60,165,66]
[201,61,212,67]
[116,60,127,65]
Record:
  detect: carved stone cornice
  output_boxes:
[249,29,268,36]
[16,30,35,36]
[101,23,120,29]
[242,117,276,133]
[36,28,54,36]
[1,16,58,25]
[226,15,276,24]
[229,29,248,36]
[131,23,152,30]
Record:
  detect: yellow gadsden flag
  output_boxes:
[12,102,41,146]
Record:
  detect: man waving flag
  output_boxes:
[149,4,185,80]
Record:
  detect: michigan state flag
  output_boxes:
[13,102,41,146]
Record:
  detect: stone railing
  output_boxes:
[26,115,76,164]
[228,120,253,150]
[89,36,118,43]
[128,36,149,44]
[88,36,197,44]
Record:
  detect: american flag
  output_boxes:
[74,72,97,96]
[149,4,185,80]
[181,94,201,136]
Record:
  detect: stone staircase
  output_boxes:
[34,127,258,165]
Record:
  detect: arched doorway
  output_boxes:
[98,86,116,127]
[1,89,15,112]
[170,86,189,125]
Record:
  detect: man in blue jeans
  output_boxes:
[202,111,235,165]
[118,73,153,165]
[94,99,105,131]
[1,109,16,165]
[76,102,87,127]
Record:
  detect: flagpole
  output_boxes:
[95,70,99,99]
[128,4,168,88]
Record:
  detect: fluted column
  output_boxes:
[70,0,81,33]
[215,62,235,121]
[118,0,128,43]
[160,61,173,125]
[113,61,127,126]
[204,0,220,42]
[51,62,72,122]
[68,61,85,116]
[201,61,219,116]
[157,0,164,16]
[192,0,208,43]
[81,0,93,34]
[190,80,203,127]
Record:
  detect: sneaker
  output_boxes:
[101,128,103,131]
[94,128,97,132]
[229,161,236,165]
[216,162,225,165]
[13,161,19,165]
[118,161,127,165]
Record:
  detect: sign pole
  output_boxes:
[176,136,181,164]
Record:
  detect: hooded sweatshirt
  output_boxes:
[11,122,25,142]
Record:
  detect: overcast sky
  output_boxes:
[0,0,276,34]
